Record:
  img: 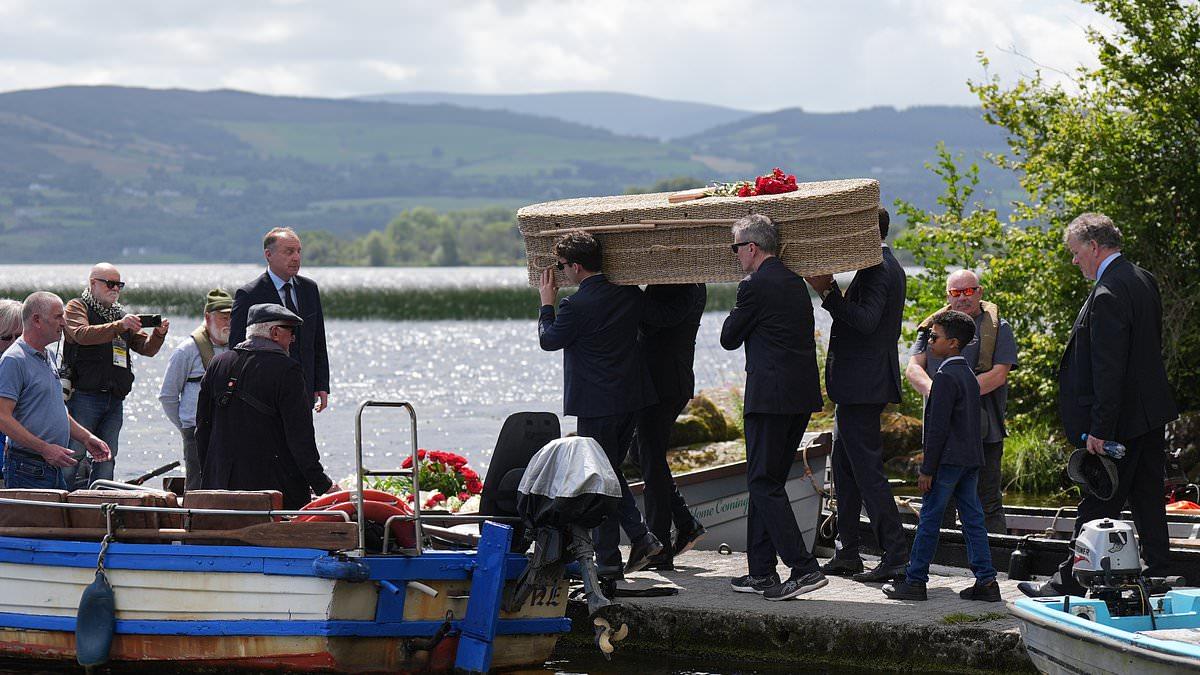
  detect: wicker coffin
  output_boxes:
[518,178,882,286]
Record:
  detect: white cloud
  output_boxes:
[0,0,1108,110]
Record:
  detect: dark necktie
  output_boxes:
[281,281,299,314]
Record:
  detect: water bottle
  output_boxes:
[1080,434,1126,459]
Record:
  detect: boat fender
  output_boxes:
[312,555,371,582]
[76,570,116,667]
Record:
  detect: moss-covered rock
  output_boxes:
[881,412,923,460]
[669,414,714,448]
[884,452,924,480]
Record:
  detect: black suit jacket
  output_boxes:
[640,284,707,403]
[229,272,330,397]
[1058,255,1178,444]
[822,246,906,405]
[539,274,657,418]
[720,257,823,415]
[195,340,333,510]
[921,356,983,474]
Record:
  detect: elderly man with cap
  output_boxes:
[158,289,233,490]
[194,303,334,508]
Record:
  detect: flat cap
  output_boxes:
[246,303,303,327]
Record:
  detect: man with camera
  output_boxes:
[62,263,169,488]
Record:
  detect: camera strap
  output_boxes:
[220,350,275,417]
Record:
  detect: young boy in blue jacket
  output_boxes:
[883,310,1000,602]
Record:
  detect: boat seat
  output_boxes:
[480,412,561,553]
[0,489,70,528]
[66,490,183,530]
[184,490,283,530]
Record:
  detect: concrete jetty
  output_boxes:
[565,550,1035,673]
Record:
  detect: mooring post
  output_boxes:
[454,521,512,674]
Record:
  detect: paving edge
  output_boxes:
[565,600,1036,673]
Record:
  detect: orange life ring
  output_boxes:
[296,490,415,549]
[1166,500,1200,511]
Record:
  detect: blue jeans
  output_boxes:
[64,390,123,489]
[906,464,996,585]
[4,452,68,490]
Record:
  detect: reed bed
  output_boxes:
[0,283,741,321]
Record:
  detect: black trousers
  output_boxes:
[634,396,695,547]
[941,441,1007,534]
[578,413,649,568]
[831,403,908,565]
[744,412,819,577]
[1054,427,1170,593]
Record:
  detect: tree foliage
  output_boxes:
[898,0,1200,428]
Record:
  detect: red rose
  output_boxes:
[458,491,469,501]
[737,184,755,197]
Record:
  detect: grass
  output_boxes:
[941,612,1009,625]
[0,282,742,321]
[1001,422,1071,494]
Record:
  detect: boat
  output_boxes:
[1010,591,1200,674]
[824,498,1200,581]
[0,401,574,673]
[628,431,832,554]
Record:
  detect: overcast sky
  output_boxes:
[0,0,1107,112]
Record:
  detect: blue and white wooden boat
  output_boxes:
[1010,591,1200,674]
[0,401,571,672]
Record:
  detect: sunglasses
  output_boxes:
[928,333,943,343]
[92,278,126,290]
[730,241,758,253]
[554,261,569,271]
[946,286,980,298]
[0,333,17,342]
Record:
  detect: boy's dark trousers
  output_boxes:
[941,440,1007,533]
[744,412,820,577]
[579,413,650,569]
[905,464,996,584]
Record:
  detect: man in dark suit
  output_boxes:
[1020,212,1179,597]
[229,227,330,413]
[721,214,827,601]
[538,231,662,576]
[633,283,709,569]
[805,207,909,582]
[196,303,335,510]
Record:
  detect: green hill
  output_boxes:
[0,86,706,262]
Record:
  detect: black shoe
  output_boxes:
[596,564,624,581]
[960,579,1002,602]
[821,556,864,577]
[643,551,674,571]
[852,561,907,583]
[764,570,828,601]
[730,572,780,594]
[673,518,707,556]
[882,580,927,601]
[624,533,664,574]
[1017,580,1064,598]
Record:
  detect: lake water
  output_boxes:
[0,264,837,482]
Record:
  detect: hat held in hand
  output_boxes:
[1067,448,1119,501]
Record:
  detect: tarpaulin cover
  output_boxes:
[517,436,621,529]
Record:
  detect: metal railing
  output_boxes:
[354,400,422,555]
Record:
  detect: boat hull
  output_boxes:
[0,535,569,672]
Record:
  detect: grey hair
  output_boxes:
[1065,212,1122,250]
[731,214,779,255]
[0,299,21,336]
[247,320,287,338]
[22,291,62,326]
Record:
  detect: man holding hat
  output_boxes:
[195,303,334,508]
[158,289,233,490]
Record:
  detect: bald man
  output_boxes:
[906,270,1018,533]
[62,263,169,487]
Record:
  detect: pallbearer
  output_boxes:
[721,214,827,601]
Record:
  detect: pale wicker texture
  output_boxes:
[518,178,882,286]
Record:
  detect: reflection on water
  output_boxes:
[82,311,834,481]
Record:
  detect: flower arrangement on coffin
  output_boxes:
[669,167,800,202]
[362,449,483,513]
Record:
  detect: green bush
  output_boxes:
[1000,423,1071,494]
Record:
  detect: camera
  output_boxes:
[57,363,74,402]
[137,314,162,328]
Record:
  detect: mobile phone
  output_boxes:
[137,314,163,328]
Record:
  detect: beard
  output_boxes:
[207,319,231,346]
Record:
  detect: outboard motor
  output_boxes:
[505,437,629,658]
[1072,518,1181,617]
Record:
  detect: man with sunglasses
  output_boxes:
[62,263,169,488]
[195,303,334,509]
[721,214,826,601]
[906,270,1018,534]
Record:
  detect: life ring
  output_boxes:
[1166,500,1200,512]
[296,490,415,549]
